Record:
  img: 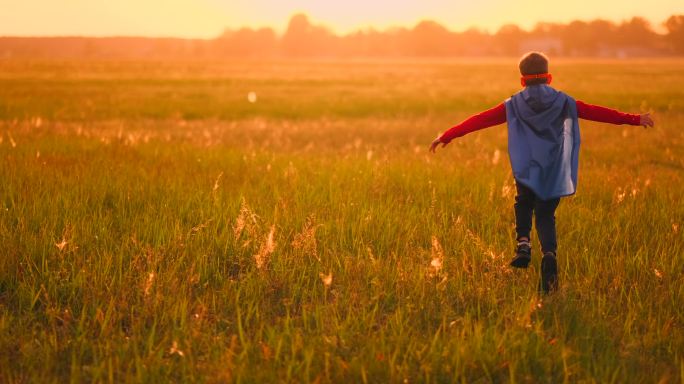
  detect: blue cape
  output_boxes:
[504,85,580,201]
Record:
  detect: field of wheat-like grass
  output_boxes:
[1,58,683,383]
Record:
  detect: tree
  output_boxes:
[281,14,338,56]
[587,19,617,53]
[561,20,597,56]
[615,17,657,48]
[664,15,684,53]
[216,27,276,57]
[495,24,526,56]
[406,21,456,56]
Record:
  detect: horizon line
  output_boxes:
[0,12,677,40]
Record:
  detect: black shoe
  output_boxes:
[540,252,558,294]
[510,241,531,268]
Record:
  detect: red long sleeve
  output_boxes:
[439,103,506,143]
[576,100,641,125]
[438,99,641,144]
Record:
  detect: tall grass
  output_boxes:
[0,59,683,382]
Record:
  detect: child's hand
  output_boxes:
[429,137,447,153]
[640,113,654,128]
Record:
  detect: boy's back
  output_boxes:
[505,84,579,201]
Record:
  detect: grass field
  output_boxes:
[1,58,683,383]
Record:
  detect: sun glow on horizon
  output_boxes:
[0,0,681,37]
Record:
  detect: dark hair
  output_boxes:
[519,52,549,85]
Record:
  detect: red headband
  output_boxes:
[521,73,552,87]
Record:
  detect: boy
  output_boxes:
[429,52,654,293]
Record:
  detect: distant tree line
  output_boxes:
[2,14,684,58]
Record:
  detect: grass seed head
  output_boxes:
[169,341,185,357]
[191,219,213,235]
[234,199,258,241]
[319,271,333,287]
[55,239,68,252]
[254,225,276,269]
[144,272,156,297]
[429,236,444,277]
[55,225,74,252]
[291,214,319,260]
[212,172,223,193]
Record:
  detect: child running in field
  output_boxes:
[430,52,654,293]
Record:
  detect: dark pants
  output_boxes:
[514,182,560,253]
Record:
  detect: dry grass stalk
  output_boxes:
[144,272,156,297]
[291,214,319,260]
[212,172,223,193]
[55,225,75,253]
[234,199,258,241]
[254,225,275,270]
[169,340,185,357]
[319,271,333,287]
[191,219,213,235]
[55,238,68,252]
[429,235,444,277]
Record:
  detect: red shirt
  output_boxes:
[439,101,642,144]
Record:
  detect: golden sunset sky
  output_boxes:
[1,0,682,37]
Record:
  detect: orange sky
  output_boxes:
[1,0,682,37]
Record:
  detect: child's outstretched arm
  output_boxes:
[576,100,654,128]
[430,103,507,153]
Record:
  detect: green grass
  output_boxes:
[1,58,683,383]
